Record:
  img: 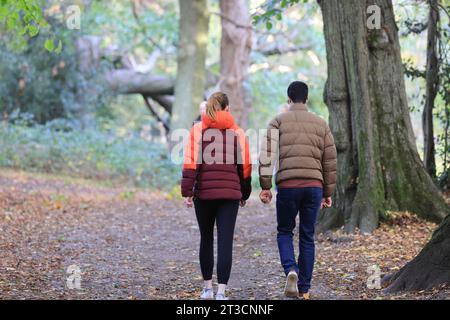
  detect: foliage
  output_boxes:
[248,0,328,129]
[252,0,308,29]
[0,18,111,124]
[82,0,178,76]
[0,120,179,190]
[0,0,61,51]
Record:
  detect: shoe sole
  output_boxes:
[284,272,299,298]
[200,291,214,300]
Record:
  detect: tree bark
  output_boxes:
[385,213,450,292]
[170,0,209,131]
[219,0,252,128]
[316,0,449,234]
[422,0,439,178]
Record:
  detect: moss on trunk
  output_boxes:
[317,0,449,234]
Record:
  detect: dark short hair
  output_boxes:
[287,81,308,103]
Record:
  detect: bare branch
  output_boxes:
[142,95,170,132]
[256,43,313,56]
[211,11,253,30]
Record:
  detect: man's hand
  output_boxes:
[240,199,246,207]
[184,196,193,208]
[259,190,272,204]
[321,197,332,209]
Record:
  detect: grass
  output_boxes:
[0,122,180,190]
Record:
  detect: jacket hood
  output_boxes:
[202,111,235,129]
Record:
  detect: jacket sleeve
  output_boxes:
[258,117,280,190]
[322,126,337,197]
[236,129,252,200]
[181,123,202,197]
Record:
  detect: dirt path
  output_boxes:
[0,170,448,300]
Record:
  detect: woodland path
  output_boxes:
[1,170,448,300]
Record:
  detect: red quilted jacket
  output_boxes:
[181,111,252,200]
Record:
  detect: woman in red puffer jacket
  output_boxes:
[181,92,252,300]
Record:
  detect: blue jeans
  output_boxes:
[276,187,322,293]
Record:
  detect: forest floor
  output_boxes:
[0,169,449,300]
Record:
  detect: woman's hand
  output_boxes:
[239,199,246,207]
[184,196,193,208]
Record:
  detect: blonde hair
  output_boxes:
[206,92,229,120]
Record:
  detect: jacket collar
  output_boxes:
[289,103,308,111]
[202,111,235,129]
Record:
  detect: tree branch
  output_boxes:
[211,11,253,30]
[142,95,170,132]
[256,43,313,56]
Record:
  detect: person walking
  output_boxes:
[258,81,337,299]
[181,92,252,300]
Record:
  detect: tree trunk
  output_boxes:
[384,2,450,292]
[316,0,449,234]
[219,0,252,128]
[422,0,439,178]
[385,213,450,292]
[170,0,209,131]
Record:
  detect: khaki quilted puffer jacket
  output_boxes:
[258,103,337,197]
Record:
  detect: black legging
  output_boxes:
[194,198,239,285]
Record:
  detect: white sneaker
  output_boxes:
[200,288,214,300]
[284,270,299,298]
[216,293,228,300]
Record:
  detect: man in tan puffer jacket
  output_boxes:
[258,81,337,299]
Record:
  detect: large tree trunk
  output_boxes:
[385,213,450,292]
[219,0,252,128]
[316,0,449,234]
[422,0,439,178]
[384,1,450,293]
[170,0,209,131]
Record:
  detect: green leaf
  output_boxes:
[44,38,54,52]
[19,26,28,36]
[266,21,273,30]
[54,40,62,54]
[28,24,39,37]
[24,13,33,24]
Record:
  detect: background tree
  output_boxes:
[219,0,252,127]
[422,0,439,178]
[170,0,209,131]
[402,0,450,190]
